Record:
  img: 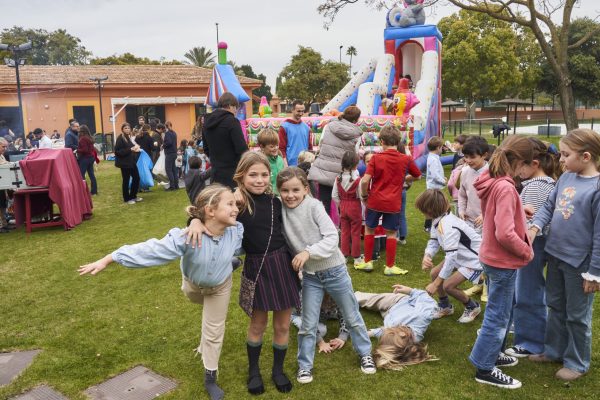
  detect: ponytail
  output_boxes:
[488,136,533,178]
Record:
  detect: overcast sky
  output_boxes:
[0,0,597,89]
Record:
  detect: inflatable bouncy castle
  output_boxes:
[207,2,444,169]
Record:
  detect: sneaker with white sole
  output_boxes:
[433,305,454,319]
[495,352,518,367]
[126,199,136,205]
[353,256,365,266]
[475,367,522,389]
[296,369,313,384]
[504,345,533,358]
[354,261,373,272]
[383,265,409,276]
[458,304,481,323]
[134,197,143,202]
[360,355,377,374]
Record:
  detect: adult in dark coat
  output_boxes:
[203,92,248,188]
[114,122,142,203]
[161,122,178,190]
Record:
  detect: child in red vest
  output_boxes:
[333,150,363,266]
[358,126,421,275]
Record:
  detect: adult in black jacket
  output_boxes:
[135,124,154,158]
[161,122,178,190]
[203,92,248,188]
[114,123,142,204]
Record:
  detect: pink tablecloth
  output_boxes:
[19,149,93,229]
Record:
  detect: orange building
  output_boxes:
[0,64,261,141]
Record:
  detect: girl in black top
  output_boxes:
[114,123,142,204]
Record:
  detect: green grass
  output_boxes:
[1,158,599,399]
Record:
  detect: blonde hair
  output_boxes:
[561,128,600,171]
[374,326,436,370]
[488,135,533,178]
[186,184,231,222]
[297,150,315,164]
[257,128,279,147]
[233,151,272,214]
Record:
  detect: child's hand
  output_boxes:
[583,279,600,294]
[292,251,310,271]
[422,255,433,270]
[318,340,333,354]
[233,188,245,206]
[527,227,538,244]
[78,255,112,275]
[425,281,439,296]
[523,204,535,220]
[459,212,466,220]
[184,219,213,248]
[474,215,483,227]
[329,338,345,350]
[392,284,412,295]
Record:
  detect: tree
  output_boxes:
[540,18,600,107]
[438,10,541,105]
[238,64,273,113]
[277,46,349,107]
[346,45,357,74]
[90,53,182,65]
[183,46,215,67]
[318,0,600,130]
[0,26,91,65]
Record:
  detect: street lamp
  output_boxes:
[89,76,108,160]
[216,23,219,46]
[339,45,343,63]
[0,41,32,142]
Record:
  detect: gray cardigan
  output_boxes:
[281,196,346,273]
[308,118,362,186]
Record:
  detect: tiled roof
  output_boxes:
[0,65,262,86]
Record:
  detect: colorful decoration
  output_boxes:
[393,78,420,121]
[258,96,272,118]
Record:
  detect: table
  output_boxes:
[13,188,67,233]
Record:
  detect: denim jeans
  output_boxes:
[544,255,595,373]
[513,237,547,354]
[297,264,371,370]
[469,263,517,371]
[397,189,408,239]
[78,156,97,194]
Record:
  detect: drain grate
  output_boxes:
[10,385,68,399]
[84,365,177,399]
[0,350,42,387]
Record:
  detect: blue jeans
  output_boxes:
[78,156,97,194]
[297,264,371,370]
[544,255,595,373]
[469,263,516,371]
[397,189,407,239]
[513,237,547,354]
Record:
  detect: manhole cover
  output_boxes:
[10,385,68,399]
[84,365,177,399]
[0,350,42,387]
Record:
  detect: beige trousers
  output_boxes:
[181,274,232,371]
[355,291,406,318]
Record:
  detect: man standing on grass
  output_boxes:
[160,123,178,191]
[278,100,312,166]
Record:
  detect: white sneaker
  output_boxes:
[353,256,365,266]
[458,304,481,323]
[126,200,136,205]
[134,197,143,202]
[296,369,313,384]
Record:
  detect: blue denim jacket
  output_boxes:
[112,223,244,287]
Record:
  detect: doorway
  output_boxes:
[73,106,97,133]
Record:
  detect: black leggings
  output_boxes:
[318,183,333,217]
[121,167,140,202]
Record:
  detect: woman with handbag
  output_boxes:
[189,151,300,396]
[79,184,243,400]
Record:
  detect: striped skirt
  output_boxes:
[242,246,301,312]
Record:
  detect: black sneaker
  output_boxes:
[475,367,522,389]
[360,354,377,374]
[505,345,533,358]
[495,352,518,367]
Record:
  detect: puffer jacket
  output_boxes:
[308,118,362,186]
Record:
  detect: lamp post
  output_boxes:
[339,45,343,63]
[0,41,32,142]
[89,76,108,160]
[216,23,219,46]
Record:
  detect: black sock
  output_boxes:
[247,341,264,395]
[477,368,492,375]
[464,298,478,309]
[438,296,450,308]
[204,369,224,400]
[272,344,292,393]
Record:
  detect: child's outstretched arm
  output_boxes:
[79,254,114,275]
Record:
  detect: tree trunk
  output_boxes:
[557,76,578,131]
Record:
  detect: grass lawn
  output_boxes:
[1,152,599,399]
